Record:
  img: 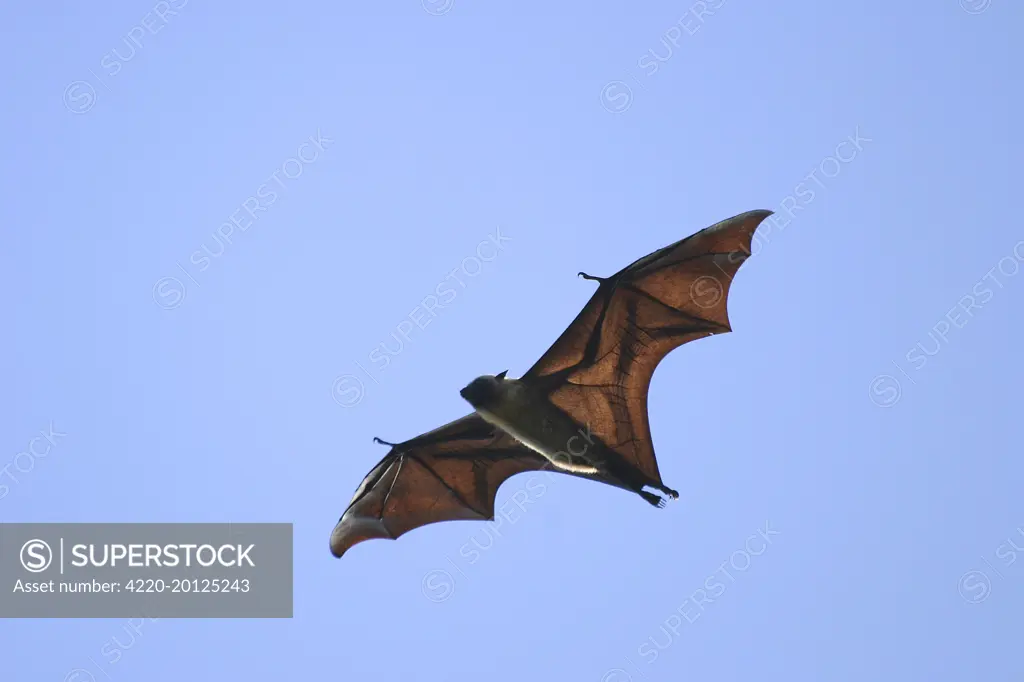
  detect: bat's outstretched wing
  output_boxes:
[521,209,772,487]
[330,413,551,558]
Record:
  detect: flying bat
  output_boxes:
[330,209,772,558]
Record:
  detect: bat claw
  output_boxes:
[577,271,605,283]
[372,437,398,447]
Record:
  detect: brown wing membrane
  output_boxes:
[330,413,551,558]
[522,209,772,485]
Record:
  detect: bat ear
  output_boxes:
[495,370,508,381]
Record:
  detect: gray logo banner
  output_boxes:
[0,523,292,618]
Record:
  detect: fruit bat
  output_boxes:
[330,209,772,558]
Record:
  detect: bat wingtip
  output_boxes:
[329,514,394,559]
[732,208,774,226]
[702,209,775,256]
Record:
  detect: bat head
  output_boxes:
[459,371,508,408]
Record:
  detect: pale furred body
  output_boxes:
[472,379,603,474]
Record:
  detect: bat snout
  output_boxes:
[460,378,493,407]
[459,384,477,404]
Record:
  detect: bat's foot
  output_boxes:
[658,485,680,499]
[577,271,606,283]
[640,491,666,508]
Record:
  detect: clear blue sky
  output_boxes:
[3,0,1022,679]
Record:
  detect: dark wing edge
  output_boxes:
[329,413,549,558]
[520,209,773,481]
